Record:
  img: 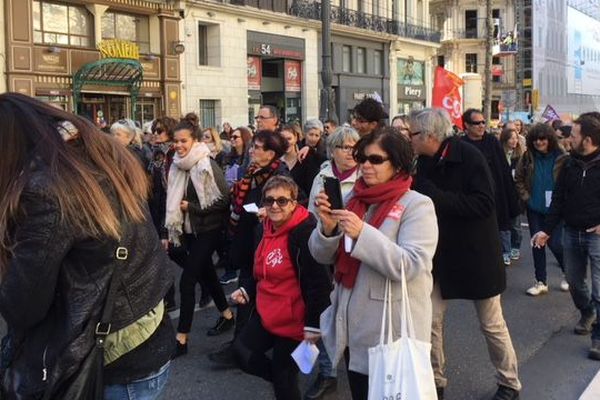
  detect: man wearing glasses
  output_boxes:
[410,108,521,400]
[254,105,280,131]
[350,98,388,137]
[462,109,521,267]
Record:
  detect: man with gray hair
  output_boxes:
[410,108,521,400]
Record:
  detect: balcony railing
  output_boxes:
[289,0,441,43]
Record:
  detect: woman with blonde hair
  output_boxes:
[0,93,175,399]
[202,127,225,167]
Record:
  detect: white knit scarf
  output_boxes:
[165,142,222,246]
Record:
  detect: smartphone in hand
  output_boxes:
[323,177,344,210]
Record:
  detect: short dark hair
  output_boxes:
[462,108,483,126]
[262,175,299,201]
[557,125,572,138]
[253,130,288,159]
[353,127,414,175]
[551,119,563,130]
[352,98,388,123]
[574,112,600,146]
[260,105,280,122]
[151,116,178,139]
[325,119,338,127]
[526,123,560,153]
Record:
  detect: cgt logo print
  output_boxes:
[432,67,465,129]
[266,249,283,268]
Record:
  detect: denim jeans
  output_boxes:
[500,230,511,256]
[316,339,336,378]
[563,227,600,338]
[105,361,170,400]
[527,208,564,283]
[510,215,523,250]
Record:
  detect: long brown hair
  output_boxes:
[0,93,149,274]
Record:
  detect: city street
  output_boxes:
[162,227,600,400]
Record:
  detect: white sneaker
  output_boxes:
[526,281,549,296]
[560,278,570,292]
[503,254,511,266]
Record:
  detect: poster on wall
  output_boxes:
[285,60,302,92]
[397,58,424,86]
[567,7,600,95]
[247,56,262,91]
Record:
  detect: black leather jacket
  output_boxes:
[0,164,174,399]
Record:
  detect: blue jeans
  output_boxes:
[316,339,336,378]
[500,230,511,256]
[510,215,523,250]
[563,227,600,338]
[527,208,564,283]
[104,361,170,400]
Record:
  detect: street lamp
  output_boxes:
[320,0,337,122]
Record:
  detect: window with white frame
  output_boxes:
[199,100,217,129]
[101,11,150,53]
[33,1,93,47]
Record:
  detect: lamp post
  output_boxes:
[320,0,337,122]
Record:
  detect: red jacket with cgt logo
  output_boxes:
[254,206,310,341]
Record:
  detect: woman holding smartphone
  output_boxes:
[309,127,438,399]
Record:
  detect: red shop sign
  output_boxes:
[247,56,262,91]
[285,60,301,92]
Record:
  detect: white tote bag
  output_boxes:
[367,267,437,400]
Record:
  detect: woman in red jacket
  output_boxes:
[231,176,332,400]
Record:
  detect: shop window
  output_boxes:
[465,10,477,38]
[357,47,366,74]
[342,45,352,73]
[32,1,93,47]
[374,50,383,75]
[102,11,150,54]
[199,100,217,129]
[36,95,69,111]
[465,53,477,73]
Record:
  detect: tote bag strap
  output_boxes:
[378,279,394,345]
[400,264,416,339]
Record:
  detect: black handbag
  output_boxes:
[42,245,129,400]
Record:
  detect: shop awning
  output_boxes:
[73,58,144,118]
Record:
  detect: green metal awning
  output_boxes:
[73,58,144,118]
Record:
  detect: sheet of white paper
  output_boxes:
[545,191,553,208]
[291,341,320,374]
[243,203,259,213]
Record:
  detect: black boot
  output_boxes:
[207,315,235,336]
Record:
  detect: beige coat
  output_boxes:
[308,190,438,375]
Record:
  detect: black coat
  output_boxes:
[413,137,506,300]
[0,164,174,398]
[462,134,520,231]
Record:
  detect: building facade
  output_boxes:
[181,0,319,129]
[430,0,517,120]
[183,0,440,128]
[3,0,182,126]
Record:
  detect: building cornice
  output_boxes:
[186,0,440,47]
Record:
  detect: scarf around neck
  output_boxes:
[335,174,413,288]
[165,142,222,246]
[229,159,282,230]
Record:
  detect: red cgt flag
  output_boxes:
[432,67,465,129]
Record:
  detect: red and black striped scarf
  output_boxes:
[229,159,282,230]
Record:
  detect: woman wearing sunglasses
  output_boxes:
[201,127,226,168]
[309,127,439,399]
[231,176,331,400]
[515,123,569,296]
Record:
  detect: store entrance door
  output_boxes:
[79,94,130,127]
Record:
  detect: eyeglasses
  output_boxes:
[409,130,422,137]
[231,135,241,140]
[203,135,212,140]
[252,143,265,151]
[354,153,389,165]
[469,120,486,126]
[534,136,548,142]
[255,115,273,120]
[335,145,354,152]
[263,197,295,207]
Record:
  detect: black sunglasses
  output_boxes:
[354,153,389,165]
[469,120,486,126]
[263,197,295,207]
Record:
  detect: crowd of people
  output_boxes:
[1,91,600,400]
